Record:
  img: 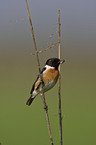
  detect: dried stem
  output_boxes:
[58,10,63,145]
[32,43,57,55]
[25,0,54,144]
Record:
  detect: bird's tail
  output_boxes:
[26,95,35,106]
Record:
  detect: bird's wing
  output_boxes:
[30,67,46,94]
[30,75,39,94]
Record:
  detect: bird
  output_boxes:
[26,58,65,106]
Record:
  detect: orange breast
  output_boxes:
[43,69,59,84]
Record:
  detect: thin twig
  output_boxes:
[48,30,58,38]
[38,43,57,53]
[25,0,54,144]
[58,10,63,145]
[32,43,57,55]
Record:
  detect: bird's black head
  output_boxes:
[45,58,65,70]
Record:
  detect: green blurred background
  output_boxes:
[0,0,96,145]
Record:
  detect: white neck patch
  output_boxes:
[45,65,55,70]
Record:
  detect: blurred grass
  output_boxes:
[0,55,96,145]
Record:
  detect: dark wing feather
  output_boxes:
[41,67,46,73]
[30,75,39,94]
[30,67,46,94]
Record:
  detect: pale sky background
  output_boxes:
[0,0,96,64]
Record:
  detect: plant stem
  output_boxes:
[25,1,54,144]
[58,10,63,145]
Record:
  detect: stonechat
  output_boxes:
[26,58,65,106]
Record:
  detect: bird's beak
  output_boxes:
[59,59,65,64]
